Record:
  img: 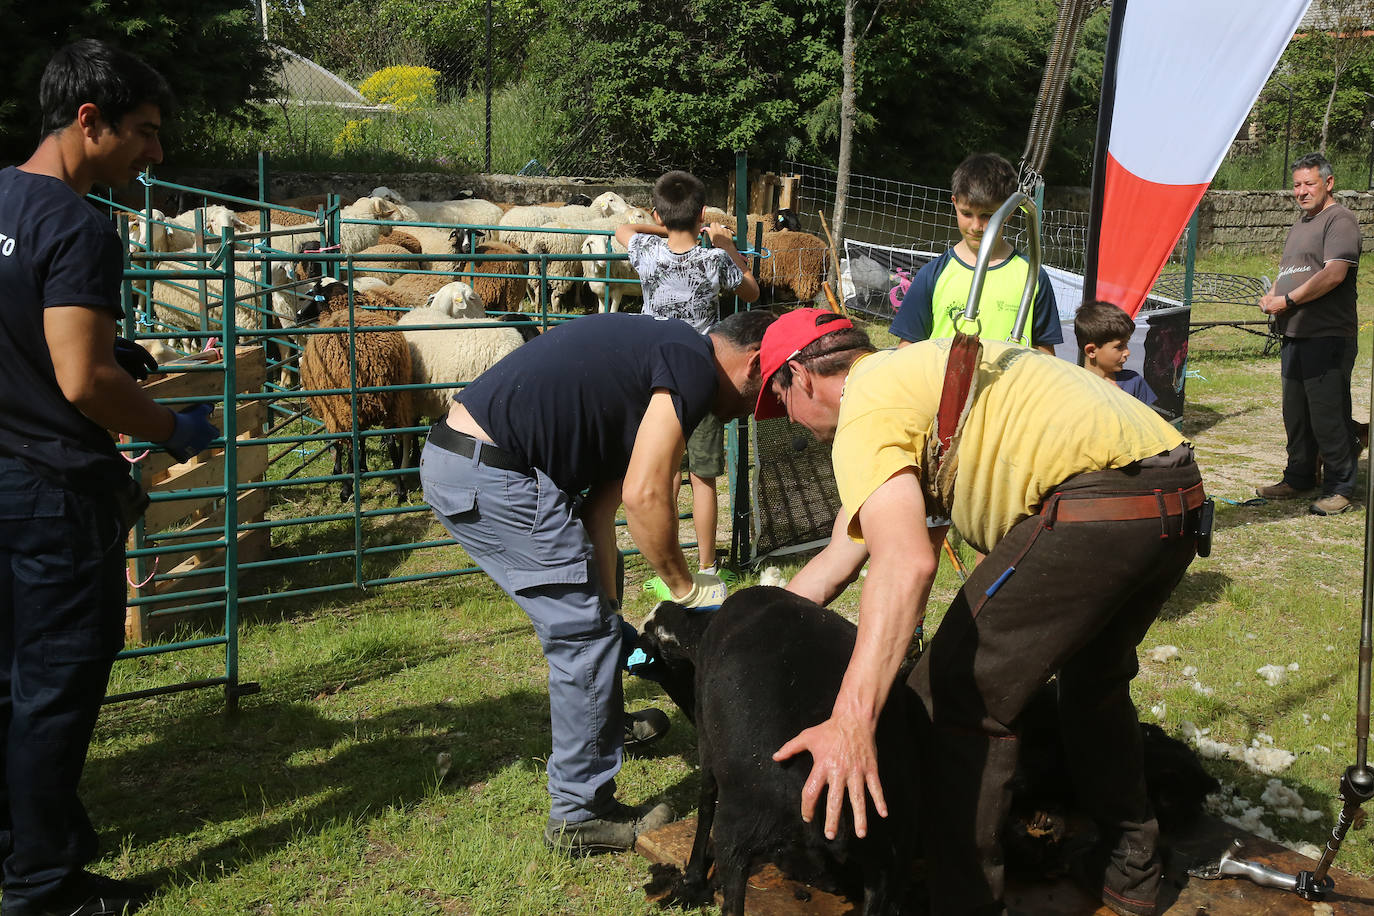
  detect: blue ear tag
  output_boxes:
[626,648,649,669]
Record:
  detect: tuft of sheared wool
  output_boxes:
[1145,644,1180,663]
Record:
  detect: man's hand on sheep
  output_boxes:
[773,711,888,841]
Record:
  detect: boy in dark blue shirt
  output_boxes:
[1074,300,1158,406]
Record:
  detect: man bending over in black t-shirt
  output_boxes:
[0,40,218,916]
[420,310,773,855]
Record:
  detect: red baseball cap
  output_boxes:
[754,307,856,420]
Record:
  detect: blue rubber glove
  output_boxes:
[113,337,158,382]
[160,403,219,461]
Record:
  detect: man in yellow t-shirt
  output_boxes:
[755,308,1207,916]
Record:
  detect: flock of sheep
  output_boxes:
[122,187,830,503]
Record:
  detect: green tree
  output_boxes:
[524,0,841,175]
[1255,16,1374,158]
[0,0,277,164]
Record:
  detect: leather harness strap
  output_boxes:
[934,331,982,456]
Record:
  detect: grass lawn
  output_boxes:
[83,249,1374,913]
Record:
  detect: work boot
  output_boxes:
[624,708,670,755]
[1067,841,1159,916]
[1255,481,1313,499]
[1310,493,1354,516]
[24,871,155,916]
[544,800,676,856]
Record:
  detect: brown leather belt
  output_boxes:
[1042,481,1206,526]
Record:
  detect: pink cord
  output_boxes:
[202,337,223,362]
[118,434,149,464]
[127,556,158,588]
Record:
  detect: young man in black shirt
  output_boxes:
[421,310,771,855]
[0,40,217,916]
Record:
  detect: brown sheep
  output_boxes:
[299,287,415,504]
[757,229,827,304]
[385,273,455,308]
[380,229,423,254]
[349,243,430,282]
[458,240,529,313]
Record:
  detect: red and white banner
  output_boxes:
[1089,0,1312,316]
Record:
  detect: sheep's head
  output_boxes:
[449,226,486,254]
[296,279,344,325]
[774,208,801,232]
[127,209,171,253]
[429,281,485,320]
[590,191,630,217]
[634,600,717,724]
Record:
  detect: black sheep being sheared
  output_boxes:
[639,587,918,916]
[638,586,1218,912]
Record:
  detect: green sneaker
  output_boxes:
[543,800,676,856]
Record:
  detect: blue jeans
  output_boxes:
[419,439,625,823]
[0,456,127,913]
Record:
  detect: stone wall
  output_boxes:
[1195,190,1374,253]
[1043,185,1374,255]
[128,168,658,213]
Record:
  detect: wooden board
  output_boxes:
[639,814,1374,914]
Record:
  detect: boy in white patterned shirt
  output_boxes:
[615,170,759,574]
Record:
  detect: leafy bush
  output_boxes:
[358,66,441,110]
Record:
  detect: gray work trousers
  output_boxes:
[1280,335,1359,497]
[420,439,624,823]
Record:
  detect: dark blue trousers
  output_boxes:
[0,457,126,914]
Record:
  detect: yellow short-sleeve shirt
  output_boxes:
[831,340,1186,552]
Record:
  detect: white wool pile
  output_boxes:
[1191,681,1215,697]
[1179,722,1296,775]
[1182,665,1198,678]
[1257,664,1288,686]
[759,567,788,588]
[1150,703,1166,720]
[1144,645,1179,663]
[1207,785,1326,859]
[1242,742,1297,776]
[1259,779,1324,822]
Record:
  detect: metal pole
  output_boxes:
[1367,119,1373,190]
[1281,81,1293,189]
[1183,207,1199,310]
[484,0,493,173]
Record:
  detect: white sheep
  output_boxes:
[589,191,632,217]
[577,210,653,313]
[426,280,486,319]
[495,205,560,245]
[397,294,524,422]
[404,198,504,230]
[163,205,254,250]
[144,261,305,349]
[126,209,170,253]
[339,196,402,255]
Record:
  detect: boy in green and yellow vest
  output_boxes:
[890,152,1061,353]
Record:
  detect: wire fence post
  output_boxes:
[485,0,493,173]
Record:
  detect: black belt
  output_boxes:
[428,421,530,473]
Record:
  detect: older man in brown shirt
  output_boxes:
[1256,152,1363,516]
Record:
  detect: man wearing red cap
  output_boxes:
[756,308,1208,916]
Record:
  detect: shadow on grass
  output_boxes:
[1181,403,1260,438]
[87,684,551,889]
[1158,569,1232,622]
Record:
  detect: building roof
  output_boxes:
[1301,0,1374,31]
